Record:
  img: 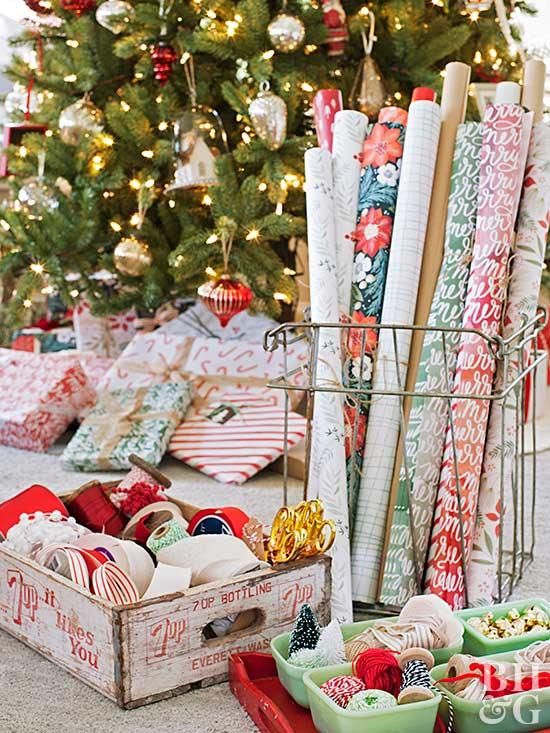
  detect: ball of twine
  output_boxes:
[320,675,366,708]
[352,648,403,699]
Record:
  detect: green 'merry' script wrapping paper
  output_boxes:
[379,122,483,606]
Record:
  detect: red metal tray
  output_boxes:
[229,652,550,733]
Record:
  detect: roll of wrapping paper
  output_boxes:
[467,65,550,605]
[305,147,353,622]
[424,101,534,610]
[313,89,343,152]
[332,110,369,320]
[350,91,441,605]
[378,122,483,606]
[344,106,407,508]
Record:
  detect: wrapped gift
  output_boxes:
[62,382,193,471]
[158,300,278,343]
[12,327,76,353]
[73,300,137,358]
[0,350,95,452]
[76,352,115,390]
[168,387,307,484]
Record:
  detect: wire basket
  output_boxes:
[264,307,547,610]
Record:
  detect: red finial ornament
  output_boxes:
[150,41,178,86]
[198,274,254,327]
[61,0,96,16]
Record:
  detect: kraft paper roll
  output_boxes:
[522,59,546,122]
[378,63,470,600]
[119,540,154,596]
[142,563,192,600]
[350,95,441,605]
[332,109,369,319]
[305,146,352,622]
[156,534,268,586]
[424,102,534,609]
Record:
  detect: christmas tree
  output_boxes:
[0,0,531,333]
[288,602,321,656]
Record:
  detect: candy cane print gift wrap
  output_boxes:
[424,102,534,609]
[305,146,352,622]
[468,121,550,604]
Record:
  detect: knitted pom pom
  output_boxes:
[346,689,397,711]
[288,647,321,668]
[288,603,321,657]
[320,675,367,708]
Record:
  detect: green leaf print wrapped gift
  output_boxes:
[62,382,193,471]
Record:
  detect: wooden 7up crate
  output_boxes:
[0,546,330,708]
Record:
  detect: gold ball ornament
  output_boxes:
[113,235,153,277]
[267,13,306,53]
[59,98,104,146]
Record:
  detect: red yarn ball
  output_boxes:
[352,649,403,699]
[320,675,366,708]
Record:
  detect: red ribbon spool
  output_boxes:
[0,485,68,537]
[188,507,250,538]
[66,483,126,537]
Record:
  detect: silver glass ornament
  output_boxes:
[96,0,135,33]
[17,178,59,221]
[248,81,287,151]
[267,13,305,53]
[59,98,104,145]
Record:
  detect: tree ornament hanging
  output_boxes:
[322,0,348,56]
[59,96,104,145]
[5,82,43,118]
[151,41,177,86]
[288,604,321,657]
[17,151,58,222]
[61,0,97,16]
[464,0,494,12]
[268,3,306,53]
[349,13,387,119]
[96,0,135,34]
[22,0,53,14]
[248,81,287,151]
[113,235,153,277]
[166,54,228,191]
[197,230,253,327]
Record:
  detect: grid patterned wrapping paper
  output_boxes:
[350,98,441,605]
[169,387,306,484]
[379,122,483,606]
[344,108,407,508]
[467,122,550,605]
[424,103,534,609]
[332,110,369,319]
[305,147,352,621]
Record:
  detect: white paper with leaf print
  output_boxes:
[332,110,369,319]
[467,122,550,605]
[305,147,352,622]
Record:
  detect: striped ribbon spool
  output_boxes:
[91,562,140,604]
[35,544,90,590]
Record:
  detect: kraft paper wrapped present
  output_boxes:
[62,382,193,471]
[169,386,307,484]
[0,350,95,452]
[73,299,137,358]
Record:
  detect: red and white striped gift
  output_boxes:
[168,388,306,484]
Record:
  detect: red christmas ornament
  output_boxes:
[151,41,178,86]
[198,274,253,327]
[61,0,96,16]
[22,0,53,14]
[322,0,348,56]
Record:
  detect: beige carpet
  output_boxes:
[0,441,548,732]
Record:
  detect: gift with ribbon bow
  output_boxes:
[62,382,193,471]
[0,349,95,452]
[73,299,137,358]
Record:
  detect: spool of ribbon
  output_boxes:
[188,507,250,538]
[118,539,154,596]
[398,648,435,704]
[0,485,68,537]
[268,500,335,564]
[122,501,186,543]
[141,563,192,600]
[65,482,126,536]
[146,518,188,554]
[91,561,140,604]
[35,544,90,590]
[75,533,130,570]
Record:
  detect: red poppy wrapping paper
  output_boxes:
[467,121,550,604]
[424,102,534,609]
[305,146,352,621]
[0,350,95,452]
[350,97,441,605]
[344,107,407,506]
[73,299,137,358]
